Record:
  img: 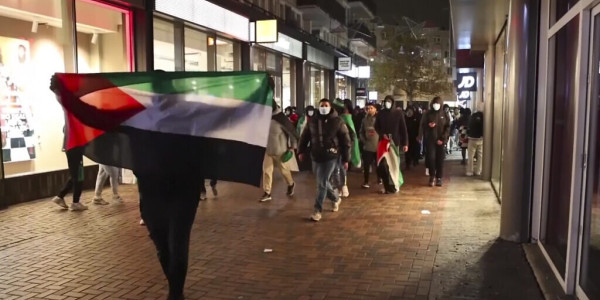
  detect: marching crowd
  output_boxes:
[48,75,484,300]
[263,95,484,223]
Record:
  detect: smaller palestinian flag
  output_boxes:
[377,137,404,193]
[52,71,273,187]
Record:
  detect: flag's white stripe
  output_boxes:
[93,87,271,147]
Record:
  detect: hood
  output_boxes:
[272,105,282,116]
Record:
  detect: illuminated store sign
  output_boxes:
[456,72,477,92]
[156,0,249,41]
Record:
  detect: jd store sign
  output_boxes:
[456,72,476,104]
[456,72,477,92]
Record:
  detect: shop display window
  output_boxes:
[153,18,175,71]
[0,0,133,177]
[216,37,239,71]
[184,27,209,71]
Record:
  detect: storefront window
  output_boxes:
[551,0,579,25]
[216,37,239,71]
[0,0,132,176]
[541,15,580,277]
[336,75,348,100]
[580,12,600,299]
[184,28,209,71]
[153,18,175,71]
[76,0,130,73]
[310,66,325,106]
[492,29,506,198]
[282,57,294,109]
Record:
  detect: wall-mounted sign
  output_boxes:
[337,57,352,71]
[368,91,378,100]
[356,88,367,97]
[156,0,249,41]
[357,66,370,78]
[257,33,302,58]
[255,19,278,43]
[457,91,471,101]
[456,72,477,92]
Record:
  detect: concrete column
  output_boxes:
[133,0,154,71]
[295,59,306,111]
[499,0,540,242]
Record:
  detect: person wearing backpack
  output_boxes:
[298,98,351,222]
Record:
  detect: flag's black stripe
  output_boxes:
[81,126,265,187]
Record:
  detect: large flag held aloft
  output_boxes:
[52,71,273,187]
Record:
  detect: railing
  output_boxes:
[348,0,376,15]
[348,22,376,48]
[296,0,346,25]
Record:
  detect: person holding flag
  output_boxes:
[50,71,274,300]
[332,98,360,197]
[259,103,299,202]
[375,95,409,194]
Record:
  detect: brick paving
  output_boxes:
[0,159,543,300]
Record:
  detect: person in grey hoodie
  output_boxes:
[260,104,299,202]
[359,103,380,188]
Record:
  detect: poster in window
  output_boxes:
[0,37,36,163]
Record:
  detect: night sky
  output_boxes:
[374,0,450,29]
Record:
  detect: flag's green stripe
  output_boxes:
[103,72,272,106]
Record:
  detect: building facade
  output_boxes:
[0,0,375,206]
[451,0,600,298]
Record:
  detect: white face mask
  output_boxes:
[384,102,392,109]
[319,107,331,115]
[432,103,441,111]
[307,111,314,117]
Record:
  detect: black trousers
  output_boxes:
[362,151,379,183]
[426,144,445,179]
[137,175,201,300]
[406,138,420,167]
[57,149,83,203]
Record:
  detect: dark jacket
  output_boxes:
[298,110,352,163]
[418,105,451,145]
[405,114,420,141]
[374,108,409,147]
[359,114,379,152]
[467,111,484,138]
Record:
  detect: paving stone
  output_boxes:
[0,158,543,299]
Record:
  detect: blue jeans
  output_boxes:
[313,158,340,212]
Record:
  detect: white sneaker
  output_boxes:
[466,172,473,177]
[52,196,68,209]
[425,168,430,176]
[200,192,207,200]
[341,186,349,198]
[362,183,370,189]
[70,202,88,211]
[333,199,341,212]
[93,197,109,205]
[112,195,123,201]
[310,211,322,222]
[139,219,145,226]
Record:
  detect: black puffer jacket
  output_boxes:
[298,110,352,163]
[418,102,451,144]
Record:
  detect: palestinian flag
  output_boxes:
[339,114,361,168]
[377,137,404,193]
[52,71,273,187]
